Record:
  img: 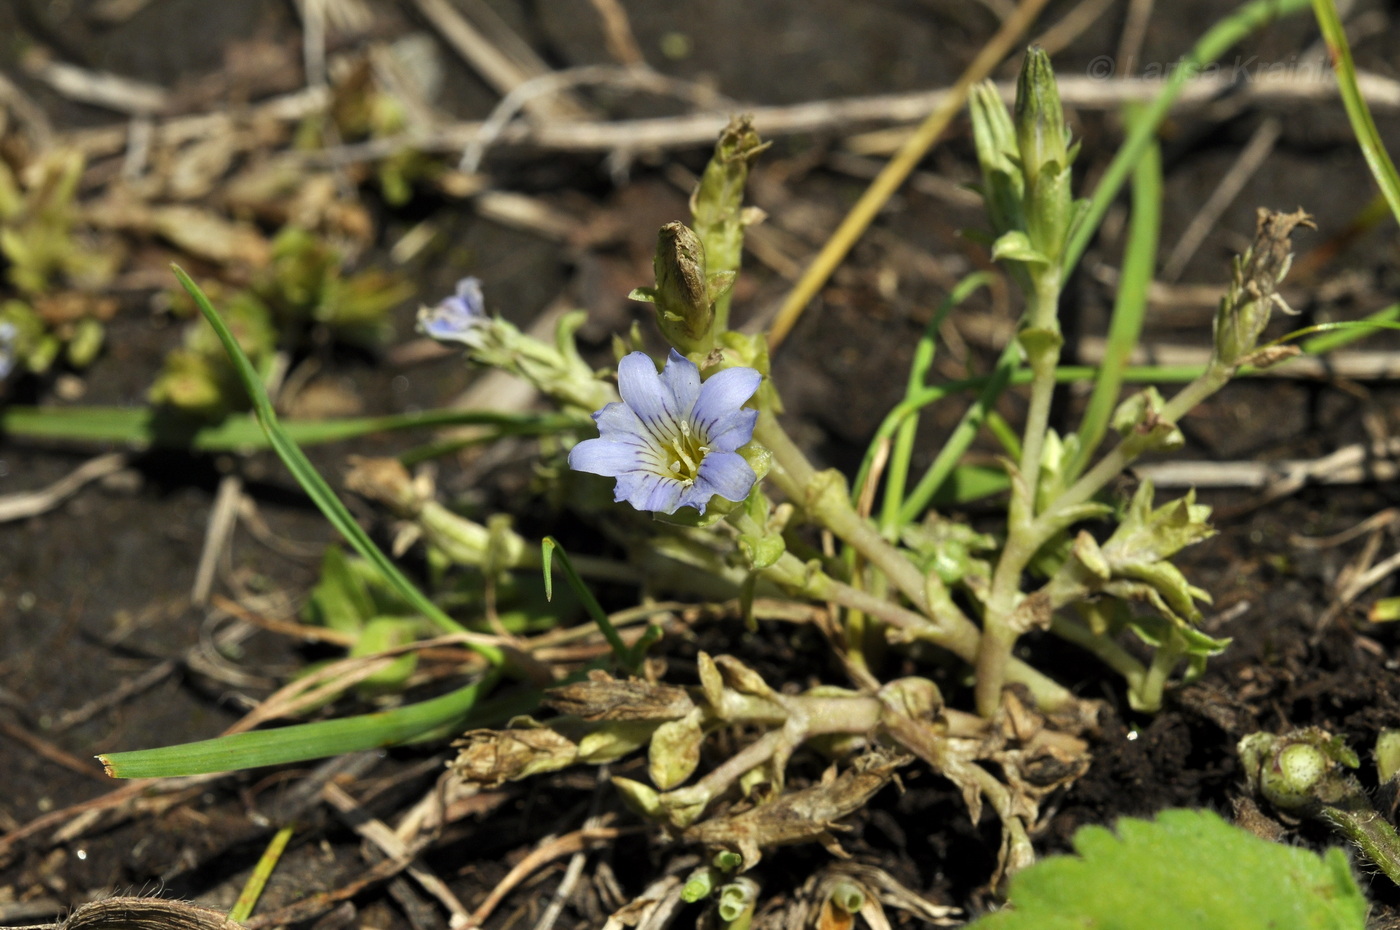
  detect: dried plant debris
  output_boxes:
[4,898,246,930]
[678,748,912,868]
[450,661,1092,877]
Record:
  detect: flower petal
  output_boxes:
[658,348,702,413]
[568,437,643,477]
[705,408,758,454]
[689,451,756,508]
[454,277,485,310]
[418,277,488,344]
[617,352,682,436]
[692,367,761,437]
[615,470,684,514]
[592,400,644,439]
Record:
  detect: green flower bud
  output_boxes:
[1014,46,1074,264]
[1014,47,1070,188]
[691,116,768,332]
[631,222,725,356]
[968,81,1024,238]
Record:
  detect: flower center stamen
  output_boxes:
[664,420,709,485]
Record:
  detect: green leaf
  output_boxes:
[990,230,1050,265]
[1107,481,1215,566]
[349,617,422,694]
[99,673,498,777]
[303,545,376,633]
[970,809,1365,930]
[1311,0,1400,230]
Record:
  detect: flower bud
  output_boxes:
[1014,47,1070,189]
[1014,47,1074,264]
[968,81,1024,238]
[633,222,719,355]
[691,116,768,284]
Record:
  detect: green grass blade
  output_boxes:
[877,272,992,535]
[99,673,497,778]
[1068,131,1161,479]
[172,265,495,661]
[542,536,653,671]
[1063,0,1311,278]
[0,405,577,450]
[229,825,294,922]
[1311,0,1400,225]
[897,341,1018,525]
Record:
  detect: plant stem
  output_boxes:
[754,411,930,612]
[751,411,1078,710]
[974,270,1064,717]
[757,545,1073,710]
[1043,363,1229,519]
[1012,272,1064,513]
[1133,630,1187,714]
[1049,614,1146,694]
[1321,801,1400,888]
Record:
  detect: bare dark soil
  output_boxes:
[3,1,1400,928]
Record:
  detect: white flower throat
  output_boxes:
[663,420,709,485]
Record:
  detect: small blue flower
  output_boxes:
[418,277,487,345]
[570,349,761,515]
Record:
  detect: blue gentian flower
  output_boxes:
[418,277,487,345]
[570,350,761,515]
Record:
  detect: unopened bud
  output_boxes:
[635,222,719,355]
[1014,47,1070,188]
[968,81,1024,237]
[1014,47,1074,264]
[691,116,769,287]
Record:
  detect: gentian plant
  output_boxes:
[100,22,1390,922]
[393,57,1312,887]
